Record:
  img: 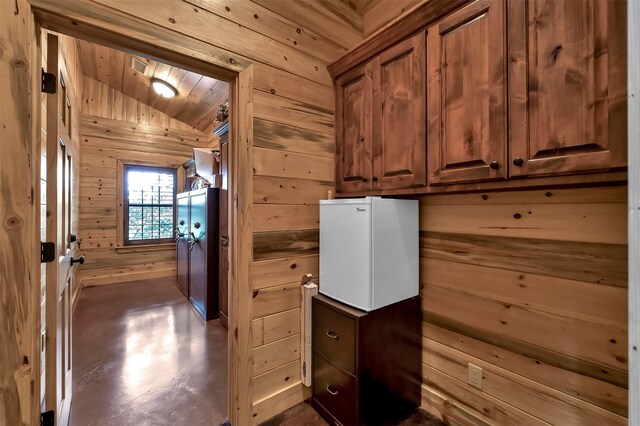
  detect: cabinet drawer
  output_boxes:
[313,302,356,373]
[313,353,357,426]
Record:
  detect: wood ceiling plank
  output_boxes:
[164,71,202,117]
[166,66,188,94]
[132,59,154,101]
[174,75,215,123]
[76,39,97,79]
[76,40,229,131]
[108,48,125,91]
[121,62,139,99]
[192,80,229,132]
[93,43,111,85]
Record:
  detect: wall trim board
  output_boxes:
[251,381,310,425]
[628,0,639,423]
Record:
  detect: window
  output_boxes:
[123,165,177,245]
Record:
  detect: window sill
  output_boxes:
[115,243,176,253]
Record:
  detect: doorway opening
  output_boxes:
[38,26,238,426]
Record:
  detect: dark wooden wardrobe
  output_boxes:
[176,187,220,321]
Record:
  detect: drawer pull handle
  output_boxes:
[326,330,339,340]
[326,385,339,396]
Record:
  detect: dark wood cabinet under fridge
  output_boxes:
[175,187,220,321]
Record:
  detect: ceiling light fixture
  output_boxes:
[151,78,178,98]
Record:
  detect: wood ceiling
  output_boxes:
[76,39,228,133]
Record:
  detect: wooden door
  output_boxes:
[219,140,228,239]
[427,0,507,185]
[509,0,627,177]
[219,238,229,327]
[335,64,374,193]
[372,31,426,190]
[176,192,189,297]
[45,34,76,426]
[219,140,228,327]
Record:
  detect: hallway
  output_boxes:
[69,278,228,426]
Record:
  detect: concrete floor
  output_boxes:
[69,277,228,426]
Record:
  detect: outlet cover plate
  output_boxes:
[468,363,483,389]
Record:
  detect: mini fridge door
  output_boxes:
[320,199,372,311]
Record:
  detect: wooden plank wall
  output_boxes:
[419,186,629,425]
[628,0,639,422]
[64,1,357,422]
[24,0,362,422]
[39,30,84,403]
[361,0,423,36]
[77,76,214,287]
[0,0,41,424]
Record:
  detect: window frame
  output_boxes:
[122,164,177,246]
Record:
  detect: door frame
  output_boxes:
[29,3,254,425]
[628,0,639,423]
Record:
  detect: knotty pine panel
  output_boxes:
[78,84,212,287]
[30,1,353,423]
[252,360,301,402]
[252,334,301,376]
[253,308,301,348]
[419,186,628,424]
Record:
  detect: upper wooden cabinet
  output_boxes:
[372,32,427,189]
[336,32,426,193]
[330,0,626,195]
[335,64,373,193]
[508,0,627,177]
[427,0,506,185]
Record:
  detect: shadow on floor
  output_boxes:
[259,400,445,426]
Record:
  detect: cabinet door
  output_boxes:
[509,0,627,176]
[335,64,373,193]
[427,0,507,185]
[188,191,207,318]
[176,193,190,297]
[372,31,426,190]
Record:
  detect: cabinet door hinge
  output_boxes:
[40,410,54,426]
[41,69,56,94]
[41,242,55,263]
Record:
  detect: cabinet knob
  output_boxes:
[513,157,524,166]
[359,137,365,142]
[372,177,379,182]
[489,161,500,170]
[362,178,368,183]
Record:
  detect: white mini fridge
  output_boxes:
[319,197,418,311]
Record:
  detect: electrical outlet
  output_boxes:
[468,363,483,389]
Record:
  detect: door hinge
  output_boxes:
[40,410,54,426]
[41,69,56,94]
[41,242,55,263]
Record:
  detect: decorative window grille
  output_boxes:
[124,165,176,245]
